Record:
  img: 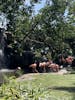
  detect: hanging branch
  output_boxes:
[26,37,44,44]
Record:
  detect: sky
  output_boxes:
[25,0,46,15]
[34,0,46,14]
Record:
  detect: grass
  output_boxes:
[0,73,75,100]
[27,73,75,100]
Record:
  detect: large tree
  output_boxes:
[0,0,40,52]
[29,0,75,58]
[0,0,75,58]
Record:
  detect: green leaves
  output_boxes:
[0,0,75,58]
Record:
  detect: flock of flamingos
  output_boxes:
[29,55,74,73]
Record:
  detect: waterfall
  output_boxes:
[0,28,6,69]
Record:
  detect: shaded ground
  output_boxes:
[47,86,75,93]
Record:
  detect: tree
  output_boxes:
[0,0,75,59]
[0,0,40,53]
[29,0,75,58]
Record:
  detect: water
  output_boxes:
[0,28,6,69]
[0,49,5,69]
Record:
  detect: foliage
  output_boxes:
[14,68,24,77]
[0,73,75,100]
[0,0,75,59]
[0,0,39,53]
[29,0,75,58]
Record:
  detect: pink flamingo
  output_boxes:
[29,63,39,73]
[48,63,60,72]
